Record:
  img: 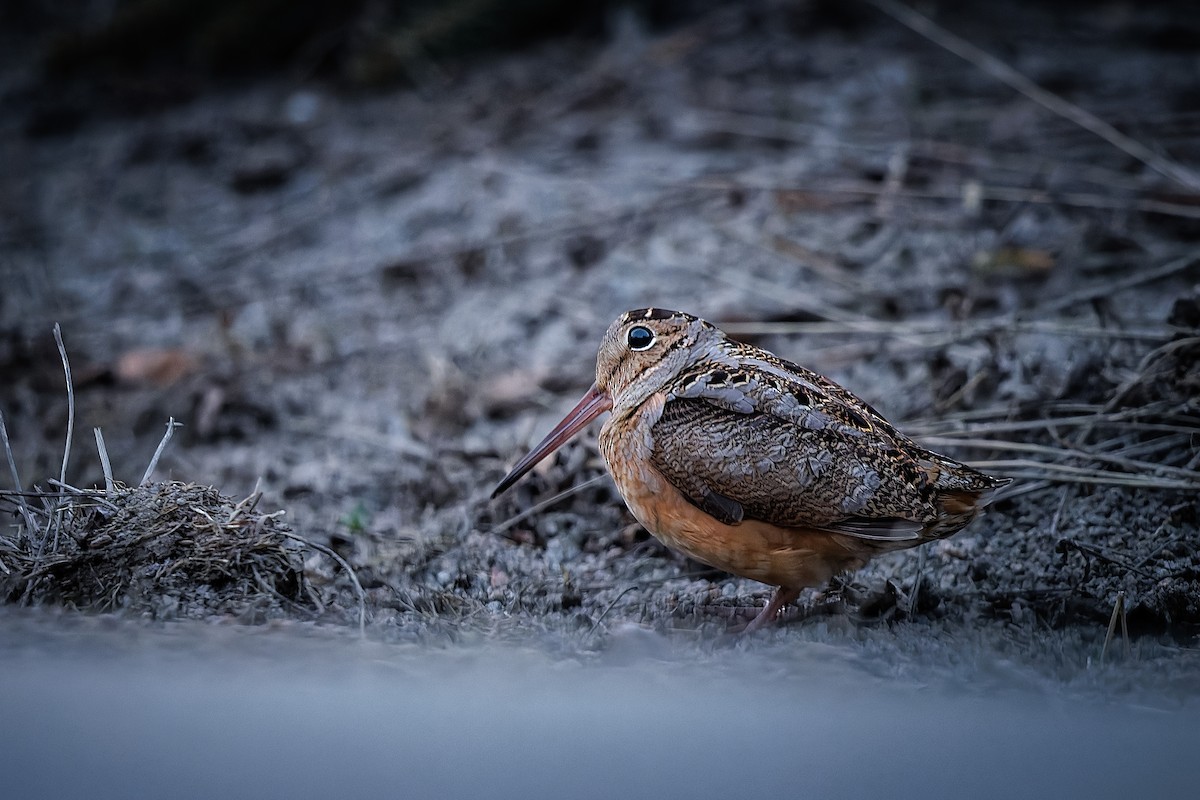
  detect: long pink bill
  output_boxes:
[492,382,613,498]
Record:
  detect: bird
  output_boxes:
[492,307,1009,631]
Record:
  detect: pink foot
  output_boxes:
[737,586,801,634]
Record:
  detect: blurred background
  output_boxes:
[1,0,1198,661]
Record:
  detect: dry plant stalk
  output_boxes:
[867,0,1200,192]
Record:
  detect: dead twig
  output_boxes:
[1132,503,1193,571]
[908,545,927,618]
[721,318,1171,344]
[691,109,1153,188]
[141,418,181,486]
[919,436,1199,483]
[229,480,264,525]
[1034,254,1200,316]
[703,260,886,328]
[489,475,606,537]
[1106,334,1200,410]
[588,584,639,636]
[1100,590,1130,663]
[0,410,38,534]
[1060,540,1155,579]
[12,326,82,556]
[94,428,115,495]
[907,407,1200,439]
[278,529,367,636]
[691,177,1200,221]
[709,222,871,294]
[1048,486,1073,538]
[54,324,74,487]
[971,459,1200,491]
[866,0,1200,192]
[45,479,121,514]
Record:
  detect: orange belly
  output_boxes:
[620,462,867,589]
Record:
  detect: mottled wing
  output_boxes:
[652,358,1000,540]
[650,398,922,539]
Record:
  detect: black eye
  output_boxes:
[627,325,655,351]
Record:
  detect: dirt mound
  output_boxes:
[1,481,314,622]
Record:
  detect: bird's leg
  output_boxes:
[740,586,801,633]
[808,575,849,615]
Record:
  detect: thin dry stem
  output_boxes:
[907,409,1199,439]
[690,177,1200,221]
[1106,335,1200,410]
[1048,486,1073,537]
[46,479,121,514]
[971,458,1200,490]
[229,479,264,524]
[54,324,74,486]
[867,0,1200,192]
[94,428,115,495]
[919,436,1199,482]
[279,529,367,636]
[141,418,181,487]
[688,109,1192,195]
[588,584,638,636]
[1034,254,1199,316]
[0,410,37,534]
[710,222,871,294]
[698,252,884,327]
[1100,591,1130,664]
[721,318,1170,343]
[489,475,606,537]
[908,545,927,618]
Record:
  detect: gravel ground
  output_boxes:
[2,1,1198,684]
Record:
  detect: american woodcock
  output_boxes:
[493,308,1009,631]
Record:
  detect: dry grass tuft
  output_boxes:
[0,481,316,622]
[0,326,354,625]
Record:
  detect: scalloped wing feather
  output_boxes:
[651,361,1003,542]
